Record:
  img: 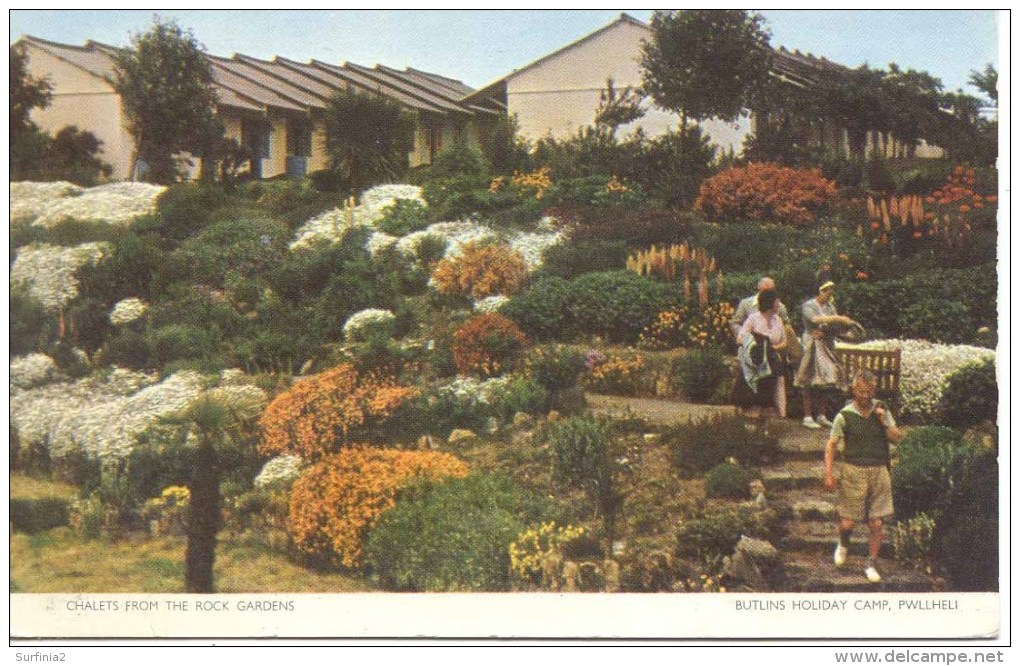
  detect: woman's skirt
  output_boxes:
[794,336,846,390]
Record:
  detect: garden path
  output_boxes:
[588,393,938,592]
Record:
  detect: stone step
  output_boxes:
[760,461,826,492]
[772,494,837,521]
[782,555,940,593]
[766,419,829,455]
[779,521,893,558]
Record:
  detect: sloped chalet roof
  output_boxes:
[460,13,850,106]
[17,34,481,119]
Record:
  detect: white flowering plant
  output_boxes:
[342,308,397,343]
[9,354,58,390]
[254,455,305,489]
[10,242,109,312]
[109,297,149,326]
[837,339,996,421]
[474,295,510,313]
[11,182,167,228]
[290,183,425,249]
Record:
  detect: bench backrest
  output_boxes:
[834,348,902,399]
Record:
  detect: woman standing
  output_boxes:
[795,281,856,429]
[734,289,787,424]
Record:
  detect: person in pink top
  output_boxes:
[733,289,788,423]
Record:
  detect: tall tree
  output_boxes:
[640,10,772,132]
[323,88,417,192]
[10,44,52,136]
[969,63,997,104]
[112,17,220,184]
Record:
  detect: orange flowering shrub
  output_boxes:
[695,163,838,227]
[584,353,647,396]
[258,363,417,460]
[638,307,692,350]
[451,313,530,378]
[431,242,528,300]
[289,447,468,568]
[511,167,553,200]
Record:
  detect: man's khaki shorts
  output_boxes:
[837,462,893,523]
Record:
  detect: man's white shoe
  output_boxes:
[816,414,833,428]
[834,544,848,568]
[864,565,882,583]
[802,416,822,429]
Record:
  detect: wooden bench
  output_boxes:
[834,347,902,405]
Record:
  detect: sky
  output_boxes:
[8,9,1001,98]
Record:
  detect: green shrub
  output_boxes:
[890,512,936,567]
[363,474,554,591]
[421,175,493,221]
[932,448,997,591]
[671,348,731,403]
[693,222,807,273]
[74,231,162,304]
[376,199,430,236]
[148,324,216,368]
[631,126,717,208]
[567,271,674,344]
[144,183,234,240]
[567,207,693,249]
[675,507,780,563]
[250,179,344,229]
[546,415,623,537]
[125,437,193,504]
[538,239,629,280]
[308,168,349,194]
[665,413,779,476]
[10,498,71,534]
[488,376,550,422]
[99,330,152,369]
[704,462,757,500]
[939,359,997,429]
[35,219,128,247]
[524,344,587,392]
[499,276,574,341]
[10,285,57,356]
[898,299,973,344]
[892,426,974,521]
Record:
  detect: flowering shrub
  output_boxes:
[364,231,398,257]
[474,294,510,313]
[626,243,724,308]
[9,354,57,390]
[451,313,530,378]
[258,363,418,459]
[342,308,396,342]
[837,339,995,421]
[288,447,468,568]
[12,182,166,228]
[511,167,553,200]
[414,376,511,436]
[695,163,838,227]
[639,307,692,350]
[253,455,305,489]
[891,513,936,570]
[584,353,647,396]
[524,344,587,392]
[11,242,108,312]
[109,297,148,326]
[141,485,190,536]
[290,184,425,249]
[431,242,528,300]
[685,302,736,349]
[509,522,588,585]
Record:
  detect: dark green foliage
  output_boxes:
[567,271,674,344]
[865,157,897,194]
[13,125,112,186]
[932,447,997,591]
[499,276,574,341]
[376,199,430,236]
[538,239,629,280]
[99,330,152,369]
[938,359,997,430]
[75,231,162,304]
[64,296,114,354]
[479,113,532,175]
[308,168,349,194]
[10,285,57,356]
[524,344,587,392]
[246,179,346,230]
[113,18,220,183]
[488,377,550,422]
[10,44,52,137]
[693,222,807,272]
[148,324,216,369]
[125,437,193,503]
[567,207,693,248]
[161,214,289,288]
[31,219,128,248]
[641,10,773,125]
[363,474,554,591]
[631,126,718,208]
[675,507,780,562]
[704,462,757,499]
[144,183,234,240]
[897,299,973,344]
[671,348,731,403]
[892,426,974,521]
[10,498,70,534]
[323,89,416,191]
[424,144,490,180]
[665,413,779,476]
[420,175,493,221]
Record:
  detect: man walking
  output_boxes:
[824,371,902,583]
[729,276,790,339]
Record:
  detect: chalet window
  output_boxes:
[241,120,271,159]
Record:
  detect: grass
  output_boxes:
[9,528,372,593]
[10,474,78,501]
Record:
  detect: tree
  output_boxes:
[640,10,772,131]
[969,63,997,104]
[11,44,53,178]
[112,17,220,184]
[323,88,417,192]
[593,78,646,136]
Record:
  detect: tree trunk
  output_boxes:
[185,439,220,593]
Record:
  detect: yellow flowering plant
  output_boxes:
[509,522,588,585]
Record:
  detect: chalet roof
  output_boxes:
[16,34,480,118]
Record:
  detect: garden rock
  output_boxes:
[540,549,564,591]
[723,535,784,591]
[563,561,580,592]
[447,429,477,445]
[603,559,621,593]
